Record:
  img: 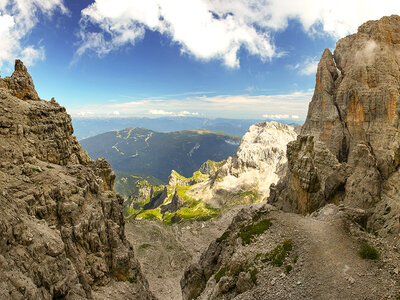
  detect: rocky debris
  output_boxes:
[181,204,400,299]
[269,15,400,238]
[0,61,153,299]
[189,121,297,208]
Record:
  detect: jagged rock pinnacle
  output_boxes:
[0,59,39,100]
[14,59,28,73]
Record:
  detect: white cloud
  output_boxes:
[149,109,175,116]
[262,114,300,120]
[149,109,199,117]
[20,46,45,66]
[68,90,312,120]
[0,0,67,68]
[75,0,400,67]
[75,0,278,67]
[287,56,319,76]
[299,57,319,75]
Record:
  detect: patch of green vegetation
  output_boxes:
[262,239,293,266]
[216,231,230,243]
[249,267,258,284]
[176,201,220,220]
[215,266,227,283]
[191,170,209,181]
[136,209,163,222]
[139,243,152,249]
[108,194,113,198]
[239,218,272,245]
[293,254,298,264]
[285,264,293,274]
[238,190,260,203]
[359,243,379,260]
[162,212,178,225]
[171,170,187,180]
[207,159,225,170]
[46,165,54,169]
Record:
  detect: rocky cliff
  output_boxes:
[0,60,153,299]
[270,15,400,237]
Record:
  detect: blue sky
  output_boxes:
[0,0,399,121]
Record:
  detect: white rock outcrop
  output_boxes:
[189,121,297,207]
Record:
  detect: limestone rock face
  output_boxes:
[270,15,400,236]
[189,121,297,207]
[0,61,153,299]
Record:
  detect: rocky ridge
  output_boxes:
[0,60,153,299]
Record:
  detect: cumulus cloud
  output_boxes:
[75,0,400,67]
[68,90,312,119]
[0,0,66,69]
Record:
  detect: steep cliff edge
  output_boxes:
[270,15,400,237]
[0,60,153,299]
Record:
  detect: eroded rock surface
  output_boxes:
[0,61,153,299]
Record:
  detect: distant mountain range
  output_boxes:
[80,127,240,183]
[72,116,302,140]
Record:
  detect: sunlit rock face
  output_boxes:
[270,15,400,237]
[189,121,297,208]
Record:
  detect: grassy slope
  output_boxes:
[125,170,220,225]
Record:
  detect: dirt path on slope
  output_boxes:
[243,205,399,300]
